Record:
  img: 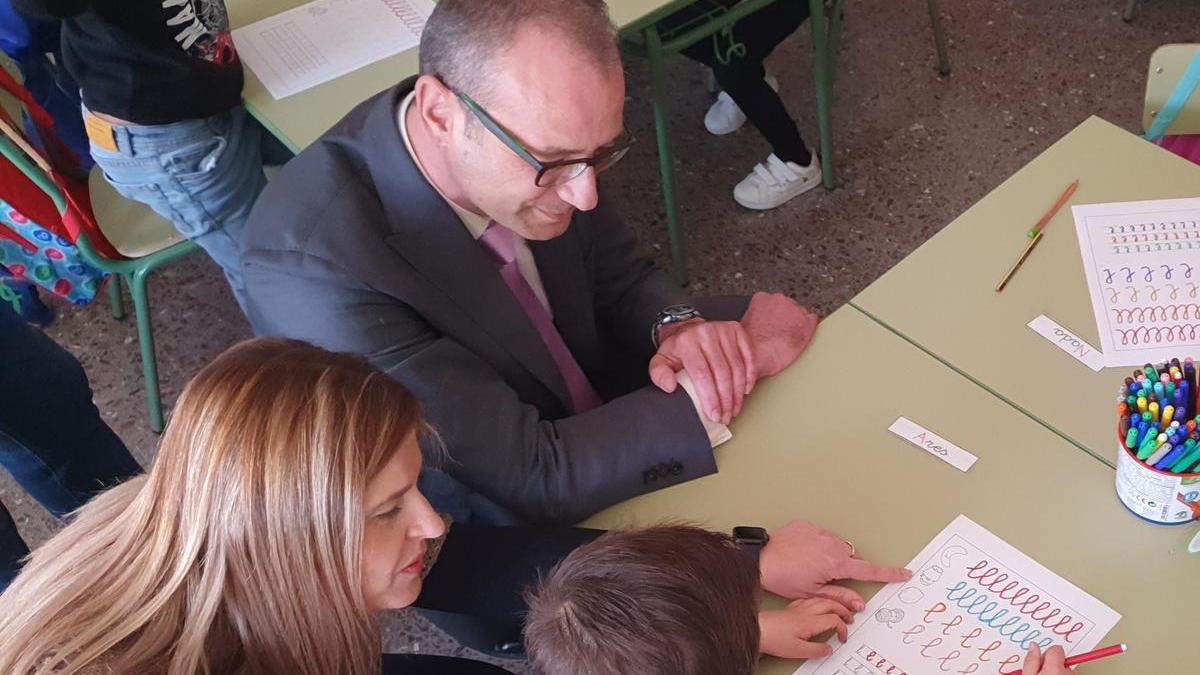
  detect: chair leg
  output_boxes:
[827,0,845,87]
[129,268,164,433]
[106,273,125,320]
[927,0,951,76]
[645,27,688,286]
[808,0,836,189]
[707,68,719,95]
[1123,0,1137,22]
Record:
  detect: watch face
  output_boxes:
[732,526,768,545]
[664,304,697,318]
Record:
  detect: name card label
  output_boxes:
[888,417,978,472]
[1027,314,1104,372]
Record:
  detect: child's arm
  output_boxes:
[757,597,853,660]
[1018,643,1071,675]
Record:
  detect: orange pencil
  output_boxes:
[995,179,1080,292]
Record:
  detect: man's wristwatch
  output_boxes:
[732,526,770,564]
[651,304,703,347]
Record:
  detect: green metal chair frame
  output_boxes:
[0,133,199,433]
[623,0,950,284]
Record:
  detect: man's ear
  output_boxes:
[413,75,458,146]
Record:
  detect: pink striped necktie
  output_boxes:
[478,221,602,413]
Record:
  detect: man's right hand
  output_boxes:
[648,319,756,425]
[739,292,819,378]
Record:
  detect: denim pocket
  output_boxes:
[161,136,228,184]
[90,144,168,204]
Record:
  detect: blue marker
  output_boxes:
[1155,443,1189,471]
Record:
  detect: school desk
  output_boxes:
[851,116,1200,469]
[225,0,764,152]
[583,306,1200,674]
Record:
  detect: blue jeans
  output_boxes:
[87,106,267,311]
[0,304,141,590]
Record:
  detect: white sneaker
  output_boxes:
[733,153,822,210]
[704,75,779,135]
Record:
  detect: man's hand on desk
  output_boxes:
[740,292,819,378]
[646,293,818,426]
[649,319,756,425]
[759,519,912,610]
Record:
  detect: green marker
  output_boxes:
[1137,434,1164,461]
[1145,363,1159,379]
[1146,442,1174,466]
[1125,427,1141,449]
[1170,440,1200,474]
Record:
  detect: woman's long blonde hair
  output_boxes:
[0,339,425,674]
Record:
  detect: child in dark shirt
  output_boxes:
[13,0,274,310]
[525,525,1072,675]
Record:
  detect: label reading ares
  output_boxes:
[888,417,979,472]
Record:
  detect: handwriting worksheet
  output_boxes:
[1072,198,1200,367]
[233,0,435,99]
[794,516,1120,675]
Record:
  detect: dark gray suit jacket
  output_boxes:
[241,79,748,523]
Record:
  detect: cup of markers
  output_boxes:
[1115,357,1200,525]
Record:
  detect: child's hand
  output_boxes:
[1018,643,1071,674]
[758,598,854,660]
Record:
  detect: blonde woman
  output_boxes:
[0,337,935,674]
[0,338,591,674]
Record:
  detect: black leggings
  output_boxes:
[668,0,813,165]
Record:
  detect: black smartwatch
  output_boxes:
[732,526,770,563]
[652,304,703,347]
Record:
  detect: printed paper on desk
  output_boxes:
[1072,198,1200,367]
[888,417,978,472]
[1027,315,1105,372]
[233,0,436,100]
[793,515,1121,675]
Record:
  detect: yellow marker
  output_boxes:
[1137,397,1149,414]
[1162,405,1174,428]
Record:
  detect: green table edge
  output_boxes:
[848,301,1119,470]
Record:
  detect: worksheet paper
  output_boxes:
[1072,198,1200,367]
[232,0,435,100]
[794,516,1120,675]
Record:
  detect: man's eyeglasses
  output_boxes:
[454,90,634,188]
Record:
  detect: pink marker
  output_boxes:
[1002,643,1127,675]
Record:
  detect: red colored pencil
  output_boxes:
[1001,643,1127,674]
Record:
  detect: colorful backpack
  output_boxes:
[0,63,119,306]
